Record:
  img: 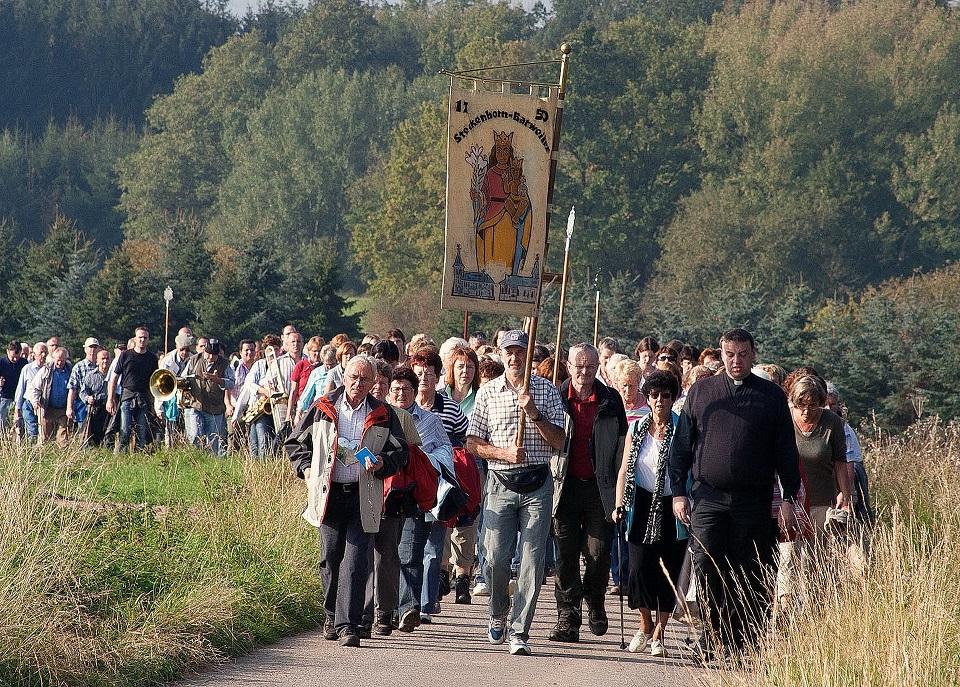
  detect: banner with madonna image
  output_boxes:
[441,80,559,317]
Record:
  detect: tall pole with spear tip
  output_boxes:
[592,271,601,347]
[552,206,575,383]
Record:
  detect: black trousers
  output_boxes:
[690,496,776,651]
[320,484,371,636]
[84,406,108,447]
[552,476,612,624]
[363,514,403,626]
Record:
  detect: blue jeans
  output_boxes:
[197,411,226,456]
[474,459,489,583]
[119,398,151,450]
[21,402,39,439]
[484,470,554,640]
[422,520,446,613]
[0,397,13,432]
[512,531,555,578]
[398,512,431,617]
[248,416,275,458]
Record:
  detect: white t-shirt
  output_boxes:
[635,432,672,496]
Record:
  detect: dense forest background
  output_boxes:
[2,0,960,427]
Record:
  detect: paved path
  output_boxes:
[176,585,711,687]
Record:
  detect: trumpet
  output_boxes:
[149,368,190,402]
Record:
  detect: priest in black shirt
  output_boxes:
[668,328,800,660]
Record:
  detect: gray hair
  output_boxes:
[345,354,375,378]
[440,337,470,357]
[567,342,599,362]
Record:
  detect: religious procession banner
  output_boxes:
[441,81,559,317]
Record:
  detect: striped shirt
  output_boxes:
[80,369,108,405]
[428,392,469,447]
[467,373,566,471]
[332,393,369,483]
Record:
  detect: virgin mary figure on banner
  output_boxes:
[470,130,533,278]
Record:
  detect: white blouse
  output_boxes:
[634,432,672,496]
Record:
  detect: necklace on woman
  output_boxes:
[649,420,668,440]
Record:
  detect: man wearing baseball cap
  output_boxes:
[66,337,102,429]
[465,329,567,656]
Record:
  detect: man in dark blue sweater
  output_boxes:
[0,340,27,432]
[668,328,801,660]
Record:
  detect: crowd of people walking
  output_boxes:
[0,323,872,663]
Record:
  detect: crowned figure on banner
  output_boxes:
[468,130,533,281]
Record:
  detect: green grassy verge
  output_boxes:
[0,443,324,686]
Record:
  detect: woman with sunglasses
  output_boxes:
[612,370,688,657]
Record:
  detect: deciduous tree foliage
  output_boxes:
[655,0,960,306]
[348,101,447,336]
[118,32,278,239]
[555,14,710,282]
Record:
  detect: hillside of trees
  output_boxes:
[2,0,960,427]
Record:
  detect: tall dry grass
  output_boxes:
[738,418,960,687]
[0,441,324,686]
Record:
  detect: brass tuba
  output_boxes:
[149,368,179,402]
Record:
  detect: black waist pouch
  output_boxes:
[493,464,549,494]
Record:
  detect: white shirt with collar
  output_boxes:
[331,393,370,483]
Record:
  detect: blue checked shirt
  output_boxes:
[467,373,566,471]
[68,358,97,390]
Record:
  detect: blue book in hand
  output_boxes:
[356,446,379,468]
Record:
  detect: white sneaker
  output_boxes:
[472,581,490,596]
[650,639,667,657]
[628,630,652,653]
[509,634,531,655]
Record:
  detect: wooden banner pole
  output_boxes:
[516,43,571,448]
[552,207,575,383]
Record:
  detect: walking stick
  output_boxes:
[618,516,626,650]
